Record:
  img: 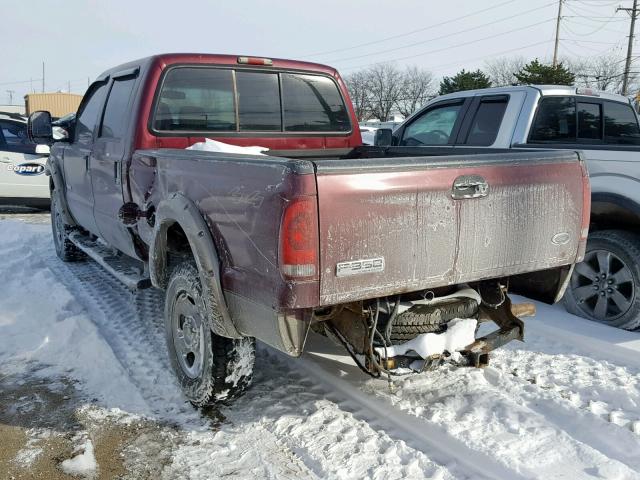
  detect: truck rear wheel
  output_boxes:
[51,189,85,262]
[164,261,255,406]
[564,230,640,330]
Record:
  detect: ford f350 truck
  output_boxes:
[28,54,589,406]
[377,85,638,330]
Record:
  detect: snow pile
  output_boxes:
[60,438,97,478]
[187,138,269,156]
[376,318,477,359]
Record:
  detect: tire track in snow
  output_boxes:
[281,347,526,480]
[298,333,640,480]
[45,251,457,479]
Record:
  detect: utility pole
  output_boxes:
[68,80,71,93]
[619,0,639,96]
[6,90,15,105]
[552,0,564,67]
[42,62,45,93]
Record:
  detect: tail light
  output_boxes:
[280,197,319,279]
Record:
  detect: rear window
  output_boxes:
[152,68,351,134]
[236,71,281,131]
[529,97,576,142]
[281,73,350,132]
[464,97,508,146]
[154,68,236,132]
[604,101,640,145]
[577,102,601,140]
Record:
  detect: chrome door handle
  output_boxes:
[452,175,489,199]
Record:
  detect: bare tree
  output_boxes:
[484,56,527,87]
[344,70,372,122]
[395,66,435,117]
[365,63,404,122]
[565,55,634,94]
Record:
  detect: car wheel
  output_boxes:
[51,189,85,262]
[564,230,640,330]
[165,261,255,406]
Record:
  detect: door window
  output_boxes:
[100,77,137,139]
[577,102,602,140]
[401,103,462,146]
[603,101,640,145]
[76,83,109,143]
[0,120,35,153]
[153,68,236,132]
[236,71,281,131]
[463,97,508,146]
[529,96,576,142]
[281,73,350,132]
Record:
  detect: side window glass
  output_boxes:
[577,102,602,140]
[154,68,236,132]
[603,101,640,145]
[529,97,576,142]
[0,121,30,147]
[100,77,136,139]
[401,103,462,146]
[464,97,508,146]
[281,73,350,132]
[236,71,281,131]
[76,83,109,143]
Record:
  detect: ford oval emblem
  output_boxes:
[551,232,571,246]
[9,163,45,176]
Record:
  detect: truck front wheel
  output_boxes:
[564,230,640,330]
[164,261,255,406]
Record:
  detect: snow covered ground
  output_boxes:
[1,213,640,479]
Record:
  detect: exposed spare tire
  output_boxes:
[388,297,479,343]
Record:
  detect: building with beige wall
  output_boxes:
[24,92,83,118]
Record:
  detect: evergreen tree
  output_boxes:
[439,69,492,95]
[514,59,575,85]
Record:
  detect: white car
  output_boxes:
[0,112,50,207]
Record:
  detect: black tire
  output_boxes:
[165,261,255,406]
[564,230,640,330]
[389,297,479,343]
[51,189,85,262]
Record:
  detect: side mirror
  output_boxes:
[374,128,393,147]
[35,144,50,156]
[27,111,53,144]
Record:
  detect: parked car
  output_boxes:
[0,112,50,207]
[28,54,589,406]
[375,85,640,330]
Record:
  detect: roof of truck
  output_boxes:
[96,53,340,81]
[435,84,631,104]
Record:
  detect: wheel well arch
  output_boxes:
[149,193,240,338]
[590,193,640,232]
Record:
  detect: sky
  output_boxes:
[0,0,632,104]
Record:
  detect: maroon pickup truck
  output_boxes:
[28,53,590,406]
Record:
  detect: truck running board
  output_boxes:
[68,231,152,290]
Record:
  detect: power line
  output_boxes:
[340,18,555,71]
[301,0,520,58]
[0,78,43,87]
[325,2,557,64]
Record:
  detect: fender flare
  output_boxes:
[46,154,77,227]
[149,192,240,339]
[591,192,640,220]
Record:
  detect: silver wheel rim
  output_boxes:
[571,248,636,322]
[171,291,205,379]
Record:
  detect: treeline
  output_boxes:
[346,55,635,122]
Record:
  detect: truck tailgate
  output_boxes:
[314,151,586,306]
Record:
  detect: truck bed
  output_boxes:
[130,146,588,311]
